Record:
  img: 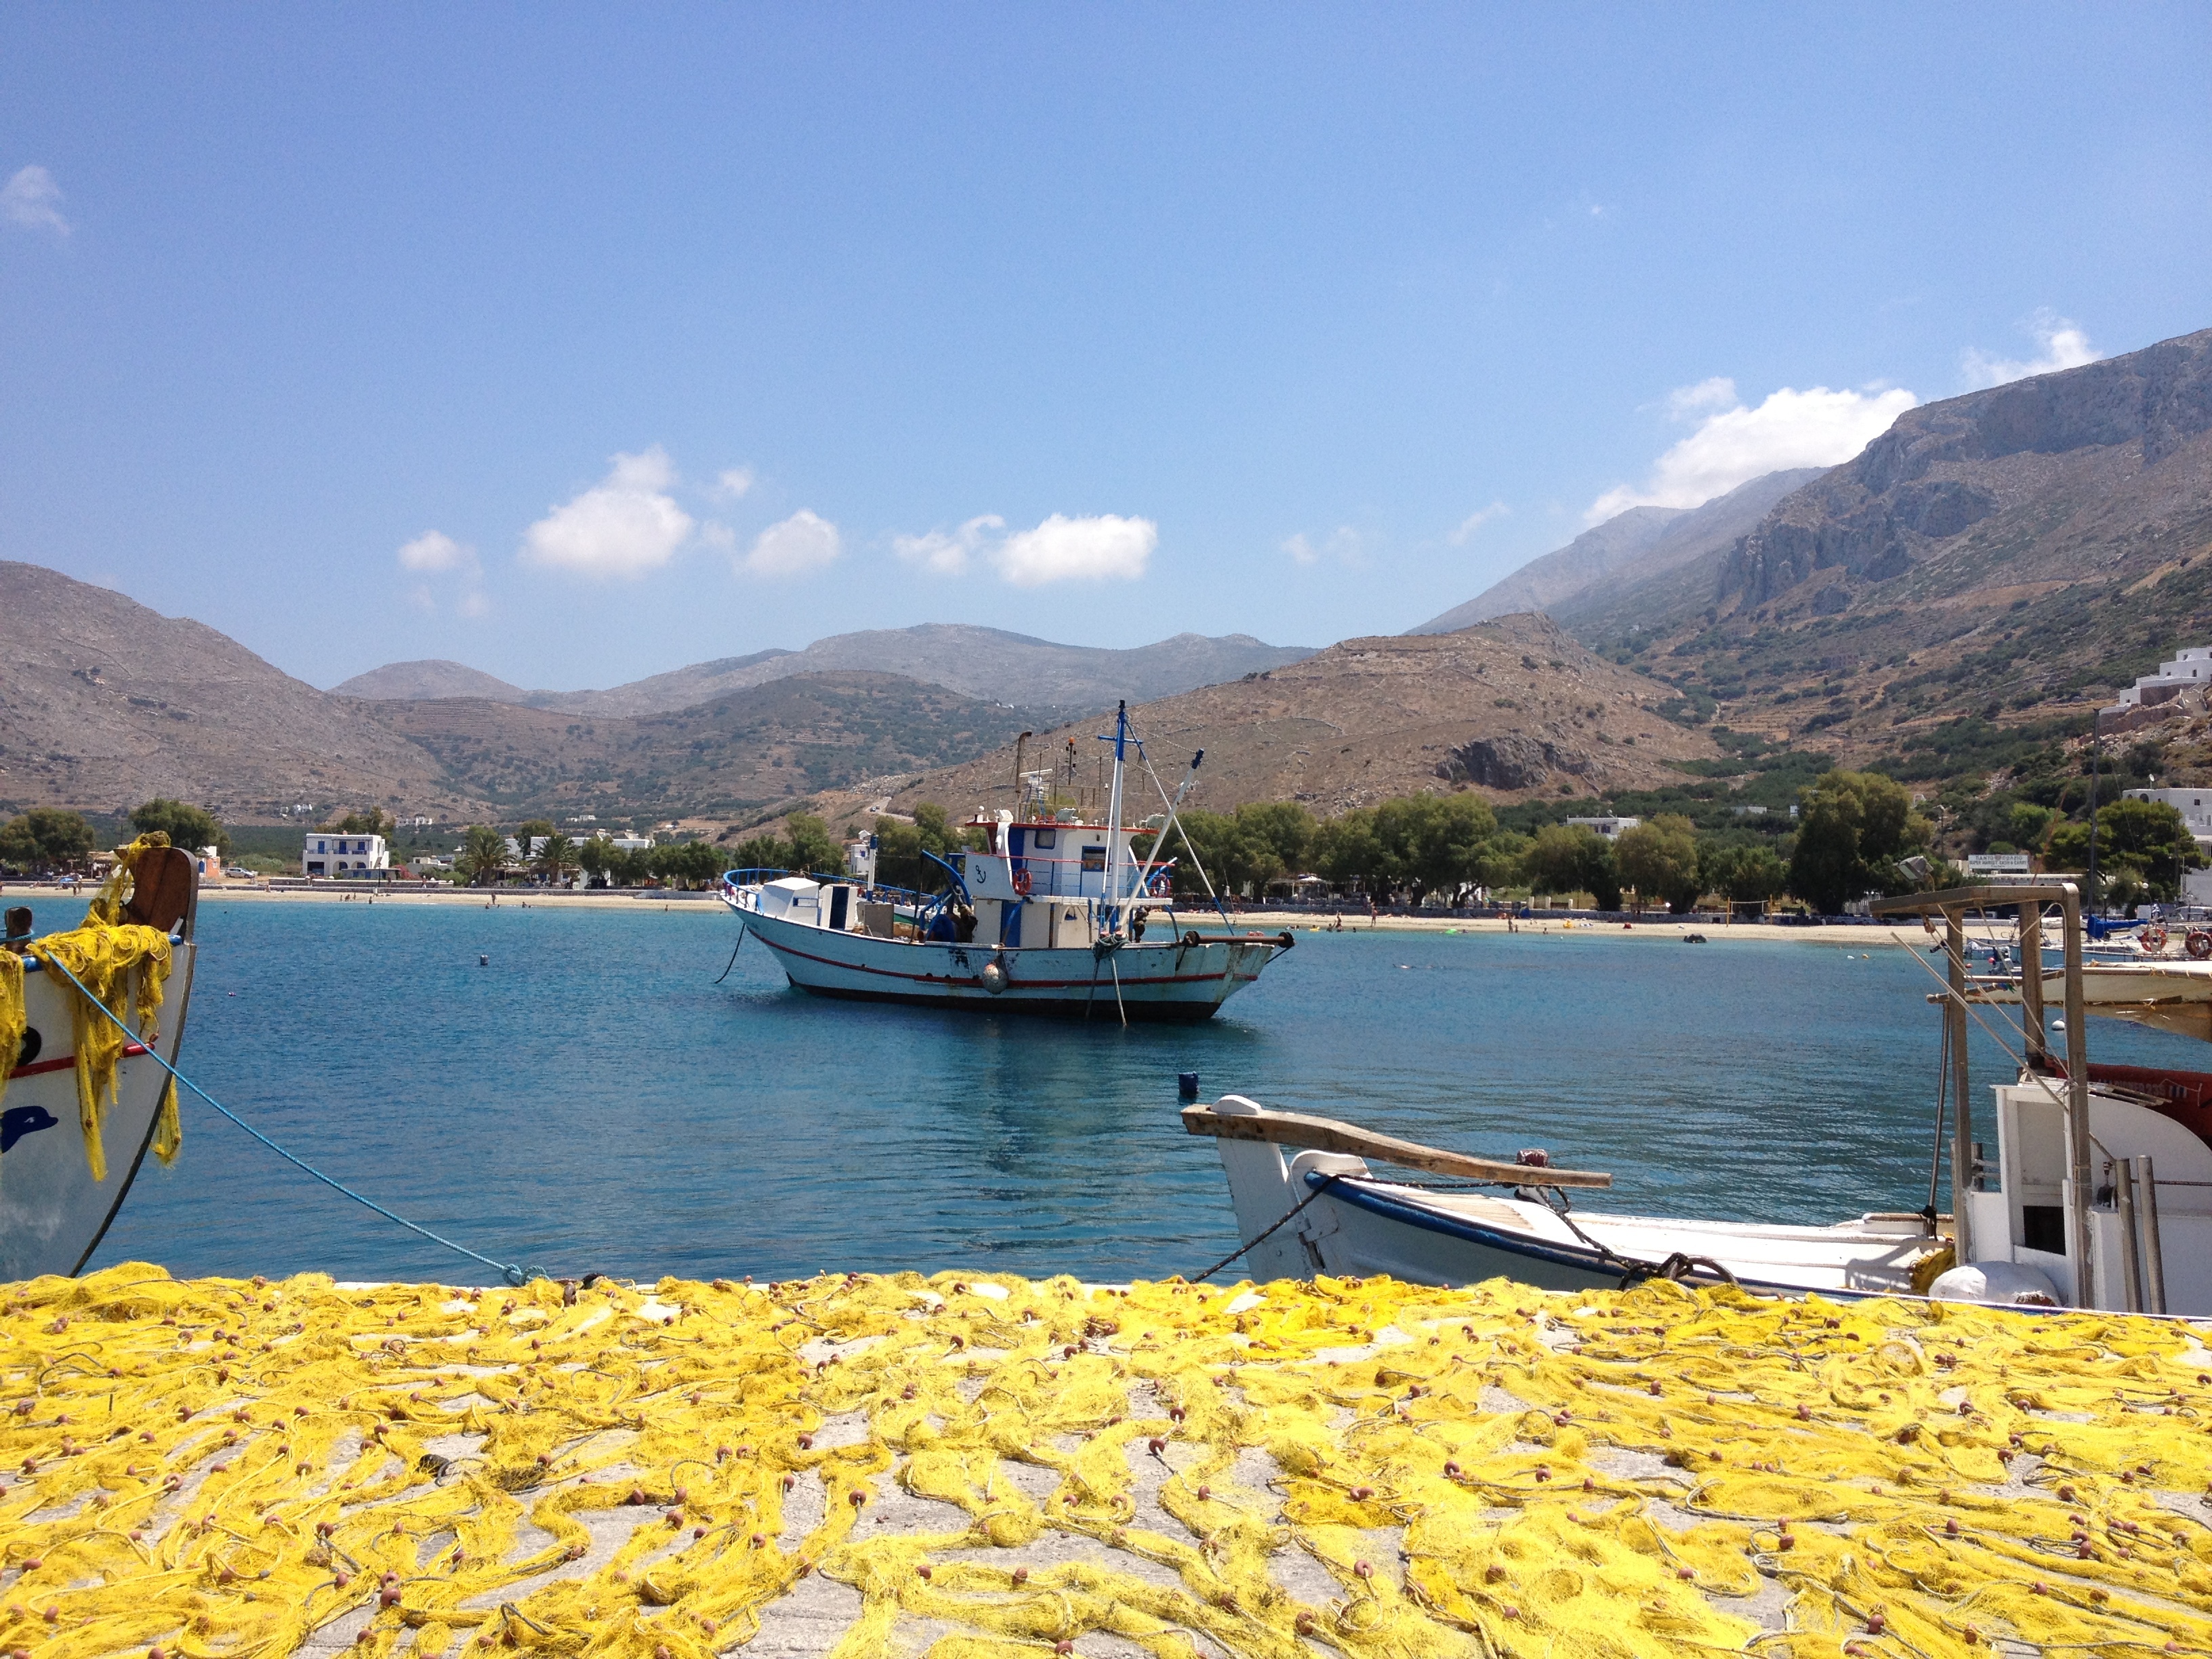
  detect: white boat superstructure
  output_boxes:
[722,703,1291,1021]
[1191,880,2212,1313]
[1,846,201,1279]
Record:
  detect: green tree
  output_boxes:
[735,832,795,876]
[330,807,396,841]
[0,808,96,873]
[1521,824,1620,911]
[514,818,557,845]
[131,798,228,856]
[1371,794,1497,904]
[455,824,509,886]
[785,813,844,876]
[1786,770,1932,914]
[1701,841,1788,908]
[578,834,616,885]
[2046,797,2202,901]
[1614,814,1702,914]
[1311,807,1384,895]
[535,832,578,886]
[1231,802,1317,897]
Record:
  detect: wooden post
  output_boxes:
[2060,884,2095,1308]
[1945,907,1973,1261]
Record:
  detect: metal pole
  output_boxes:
[2059,882,2095,1307]
[2085,710,2102,918]
[2134,1155,2167,1315]
[2020,899,2047,1067]
[1945,908,1973,1261]
[2114,1156,2143,1313]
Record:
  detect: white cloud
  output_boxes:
[1587,380,1919,522]
[1960,310,2100,390]
[1281,525,1370,568]
[396,530,476,574]
[713,466,756,501]
[894,515,1005,577]
[887,512,1156,584]
[743,509,842,578]
[1449,501,1511,545]
[1,165,68,237]
[994,514,1155,586]
[457,590,491,619]
[520,447,695,579]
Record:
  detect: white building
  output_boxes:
[304,833,388,876]
[1565,816,1641,841]
[2110,646,2212,711]
[608,834,653,853]
[2121,788,2212,853]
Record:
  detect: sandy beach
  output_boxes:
[1,879,1963,944]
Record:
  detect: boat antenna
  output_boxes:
[1012,731,1031,804]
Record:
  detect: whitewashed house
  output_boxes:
[304,834,388,876]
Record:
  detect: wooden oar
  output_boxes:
[1180,1103,1612,1189]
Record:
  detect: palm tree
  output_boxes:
[456,825,509,887]
[535,832,579,887]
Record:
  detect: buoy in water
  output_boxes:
[1178,1071,1200,1100]
[479,954,489,967]
[981,960,1008,995]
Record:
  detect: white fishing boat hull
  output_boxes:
[734,902,1281,1022]
[1205,1097,1944,1298]
[1,940,197,1280]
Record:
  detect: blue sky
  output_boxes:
[3,5,2207,691]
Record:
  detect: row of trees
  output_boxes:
[0,799,228,874]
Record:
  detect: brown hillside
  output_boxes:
[358,672,1046,821]
[1561,325,2212,760]
[0,562,482,819]
[888,614,1718,821]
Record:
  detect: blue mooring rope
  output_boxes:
[40,952,546,1287]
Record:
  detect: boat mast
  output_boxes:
[1103,700,1129,935]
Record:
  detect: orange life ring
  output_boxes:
[2141,925,2169,953]
[2189,929,2212,961]
[1011,868,1032,897]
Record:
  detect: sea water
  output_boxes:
[88,901,2199,1286]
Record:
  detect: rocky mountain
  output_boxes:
[884,613,1718,823]
[0,562,485,819]
[337,627,1316,718]
[1572,325,2212,758]
[329,659,534,702]
[1411,469,1821,634]
[356,673,1046,821]
[0,562,1070,823]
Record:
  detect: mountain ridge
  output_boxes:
[334,626,1317,718]
[1411,469,1822,635]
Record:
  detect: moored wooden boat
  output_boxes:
[1,843,201,1279]
[1190,881,2212,1313]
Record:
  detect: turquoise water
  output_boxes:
[87,901,2200,1286]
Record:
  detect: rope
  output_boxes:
[40,951,548,1287]
[1189,1172,1342,1282]
[712,928,747,984]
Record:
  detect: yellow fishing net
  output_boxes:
[2,834,182,1181]
[3,1265,2209,1659]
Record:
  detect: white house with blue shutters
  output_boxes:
[303,834,388,876]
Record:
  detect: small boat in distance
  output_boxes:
[1,842,202,1279]
[721,702,1292,1021]
[1189,880,2209,1313]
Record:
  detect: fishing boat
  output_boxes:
[720,703,1291,1021]
[1189,880,2210,1313]
[1,842,201,1279]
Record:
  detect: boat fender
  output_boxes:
[1011,869,1032,897]
[1515,1148,1550,1167]
[2190,929,2212,961]
[2141,924,2169,953]
[1183,930,1203,948]
[1275,930,1294,950]
[1925,1260,2061,1307]
[981,959,1009,994]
